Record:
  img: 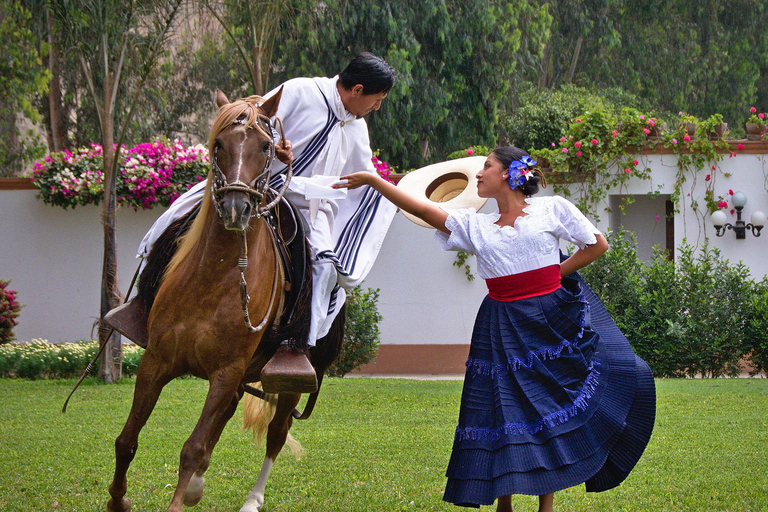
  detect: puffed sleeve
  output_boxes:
[551,196,601,249]
[434,208,477,252]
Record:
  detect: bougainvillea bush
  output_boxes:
[29,140,209,210]
[0,281,22,344]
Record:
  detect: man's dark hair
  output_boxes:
[339,52,396,95]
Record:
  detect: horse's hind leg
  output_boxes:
[240,392,302,512]
[167,367,244,512]
[183,391,241,507]
[107,351,172,512]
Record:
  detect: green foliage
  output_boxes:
[0,1,50,175]
[0,340,144,379]
[327,286,383,377]
[744,278,768,376]
[0,281,23,344]
[446,146,492,160]
[582,229,762,378]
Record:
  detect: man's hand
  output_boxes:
[275,140,293,165]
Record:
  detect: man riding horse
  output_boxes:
[105,52,398,392]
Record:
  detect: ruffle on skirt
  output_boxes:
[443,273,655,507]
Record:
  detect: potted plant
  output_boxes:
[677,112,699,140]
[745,107,767,140]
[699,113,728,141]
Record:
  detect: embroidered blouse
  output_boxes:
[434,196,601,279]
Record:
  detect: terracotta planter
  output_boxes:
[678,122,697,139]
[746,122,765,141]
[706,122,728,141]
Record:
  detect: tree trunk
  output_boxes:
[564,35,583,84]
[97,81,122,383]
[538,40,553,89]
[46,8,67,152]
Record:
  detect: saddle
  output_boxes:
[104,195,311,350]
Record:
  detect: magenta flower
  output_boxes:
[683,134,691,141]
[759,113,765,119]
[624,168,631,173]
[738,143,744,150]
[562,148,569,153]
[590,139,598,145]
[560,137,566,143]
[705,174,711,182]
[643,128,650,135]
[751,106,757,113]
[574,141,582,149]
[633,159,639,165]
[612,130,618,138]
[718,200,728,208]
[467,148,474,156]
[654,215,660,222]
[576,151,582,157]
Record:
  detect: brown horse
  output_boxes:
[106,90,342,512]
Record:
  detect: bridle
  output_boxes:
[210,110,294,333]
[210,113,293,220]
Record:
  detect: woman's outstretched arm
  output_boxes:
[335,172,451,233]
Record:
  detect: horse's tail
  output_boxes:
[242,383,304,460]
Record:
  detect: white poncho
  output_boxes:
[137,76,397,345]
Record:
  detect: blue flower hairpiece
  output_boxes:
[506,156,537,189]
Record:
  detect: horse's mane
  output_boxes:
[164,96,269,280]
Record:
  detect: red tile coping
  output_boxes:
[0,178,36,190]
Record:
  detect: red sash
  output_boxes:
[485,265,562,302]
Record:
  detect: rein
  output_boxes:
[212,113,293,333]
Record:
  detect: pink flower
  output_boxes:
[639,115,645,120]
[591,139,598,145]
[648,119,655,127]
[654,215,660,222]
[576,151,583,157]
[612,130,618,138]
[729,189,734,195]
[718,200,728,208]
[551,142,556,147]
[683,134,691,141]
[730,209,735,215]
[672,138,678,144]
[705,174,711,181]
[467,149,474,156]
[624,168,631,173]
[643,128,651,135]
[759,113,765,119]
[633,159,639,165]
[751,106,757,113]
[562,148,569,153]
[738,143,744,150]
[576,119,582,123]
[574,141,582,148]
[560,137,566,143]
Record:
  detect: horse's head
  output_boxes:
[209,88,283,231]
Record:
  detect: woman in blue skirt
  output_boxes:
[336,145,655,512]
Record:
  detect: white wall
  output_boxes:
[3,150,767,345]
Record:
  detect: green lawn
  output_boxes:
[0,378,766,512]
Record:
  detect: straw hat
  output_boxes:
[396,156,488,228]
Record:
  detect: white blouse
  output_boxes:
[434,196,602,279]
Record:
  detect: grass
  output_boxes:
[0,378,766,512]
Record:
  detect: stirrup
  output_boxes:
[103,299,149,348]
[261,342,318,394]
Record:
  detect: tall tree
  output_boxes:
[50,0,184,382]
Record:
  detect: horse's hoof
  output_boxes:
[107,497,132,512]
[239,496,264,512]
[183,474,205,506]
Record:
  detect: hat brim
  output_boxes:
[396,156,488,228]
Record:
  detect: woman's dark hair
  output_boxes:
[491,145,544,196]
[339,52,396,95]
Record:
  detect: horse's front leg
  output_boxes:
[240,392,302,512]
[108,350,172,512]
[166,367,244,512]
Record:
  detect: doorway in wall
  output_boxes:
[609,194,674,261]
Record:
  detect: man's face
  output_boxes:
[343,85,388,118]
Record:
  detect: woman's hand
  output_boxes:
[334,172,375,189]
[275,140,293,165]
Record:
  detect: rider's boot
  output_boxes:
[103,298,150,348]
[260,340,318,393]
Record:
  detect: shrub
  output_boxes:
[0,280,22,344]
[581,230,759,378]
[327,286,383,377]
[29,140,209,210]
[0,340,144,379]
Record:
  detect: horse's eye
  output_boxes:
[262,141,272,153]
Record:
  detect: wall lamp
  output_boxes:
[711,191,765,239]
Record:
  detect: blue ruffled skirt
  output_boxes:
[443,272,655,507]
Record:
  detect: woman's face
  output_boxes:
[476,154,508,198]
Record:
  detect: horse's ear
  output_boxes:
[260,86,283,118]
[216,89,230,108]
